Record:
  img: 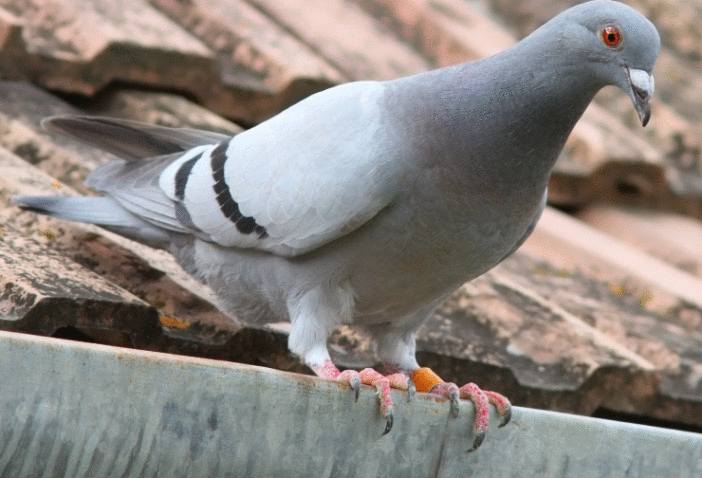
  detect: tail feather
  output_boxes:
[12,195,170,247]
[12,196,138,226]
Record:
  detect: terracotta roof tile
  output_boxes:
[355,0,514,64]
[577,205,702,279]
[0,239,155,349]
[0,149,161,343]
[150,0,344,123]
[525,208,702,310]
[81,88,243,134]
[246,0,431,79]
[0,0,215,96]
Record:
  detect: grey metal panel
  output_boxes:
[0,330,699,478]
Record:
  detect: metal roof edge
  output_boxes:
[0,330,700,477]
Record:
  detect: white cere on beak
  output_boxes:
[626,68,654,127]
[629,68,654,97]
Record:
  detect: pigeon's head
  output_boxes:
[547,0,660,126]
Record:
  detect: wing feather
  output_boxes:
[77,81,400,257]
[44,115,230,160]
[202,81,399,255]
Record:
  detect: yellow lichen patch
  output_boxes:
[39,229,56,241]
[532,265,571,278]
[159,315,190,330]
[608,282,627,297]
[639,288,654,308]
[50,180,62,189]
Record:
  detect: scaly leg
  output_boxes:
[288,285,415,435]
[288,290,510,444]
[413,367,512,451]
[308,354,412,434]
[337,368,411,434]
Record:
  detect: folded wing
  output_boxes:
[53,81,399,257]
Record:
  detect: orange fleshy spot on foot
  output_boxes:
[412,367,444,393]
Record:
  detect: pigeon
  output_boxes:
[14,0,659,450]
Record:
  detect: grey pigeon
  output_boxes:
[14,0,659,449]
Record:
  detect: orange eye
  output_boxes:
[602,26,622,48]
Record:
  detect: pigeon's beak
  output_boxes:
[626,67,654,127]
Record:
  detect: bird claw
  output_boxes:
[427,378,511,452]
[350,375,361,402]
[334,367,414,436]
[484,389,512,428]
[468,431,486,452]
[383,411,394,435]
[407,378,416,402]
[448,388,460,418]
[337,369,361,402]
[498,406,512,428]
[429,382,460,418]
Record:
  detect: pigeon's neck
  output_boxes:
[478,39,601,178]
[391,33,604,190]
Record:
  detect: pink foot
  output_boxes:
[313,361,411,435]
[430,381,512,451]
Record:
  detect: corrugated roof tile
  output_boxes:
[0,0,216,96]
[150,0,344,123]
[577,205,702,280]
[246,0,432,79]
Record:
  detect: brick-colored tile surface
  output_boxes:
[0,0,215,96]
[0,222,158,345]
[81,88,244,134]
[150,0,344,123]
[356,0,513,64]
[247,0,431,79]
[525,208,702,310]
[0,149,160,344]
[577,205,702,279]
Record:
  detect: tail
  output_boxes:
[12,195,169,246]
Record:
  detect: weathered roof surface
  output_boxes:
[0,0,701,435]
[1,330,701,478]
[577,205,702,279]
[0,0,214,95]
